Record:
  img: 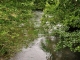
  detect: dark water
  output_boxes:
[41,36,79,60]
[10,36,79,60]
[10,11,80,60]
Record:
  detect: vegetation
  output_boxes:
[0,0,80,60]
[34,0,46,10]
[41,0,80,52]
[0,0,38,59]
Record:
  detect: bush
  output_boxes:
[41,0,80,52]
[33,0,46,10]
[0,0,38,59]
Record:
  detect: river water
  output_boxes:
[10,11,49,60]
[10,11,79,60]
[10,37,49,60]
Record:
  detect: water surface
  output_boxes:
[10,37,49,60]
[10,11,80,60]
[10,11,49,60]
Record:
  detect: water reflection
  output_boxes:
[10,11,48,60]
[10,11,80,60]
[10,36,79,60]
[10,37,49,60]
[41,36,79,60]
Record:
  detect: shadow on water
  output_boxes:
[41,36,80,60]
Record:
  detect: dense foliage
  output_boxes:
[41,0,80,52]
[34,0,46,10]
[0,0,80,60]
[0,0,38,59]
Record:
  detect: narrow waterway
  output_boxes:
[10,11,50,60]
[10,37,49,60]
[10,11,79,60]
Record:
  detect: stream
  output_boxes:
[10,11,79,60]
[10,37,48,60]
[10,11,49,60]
